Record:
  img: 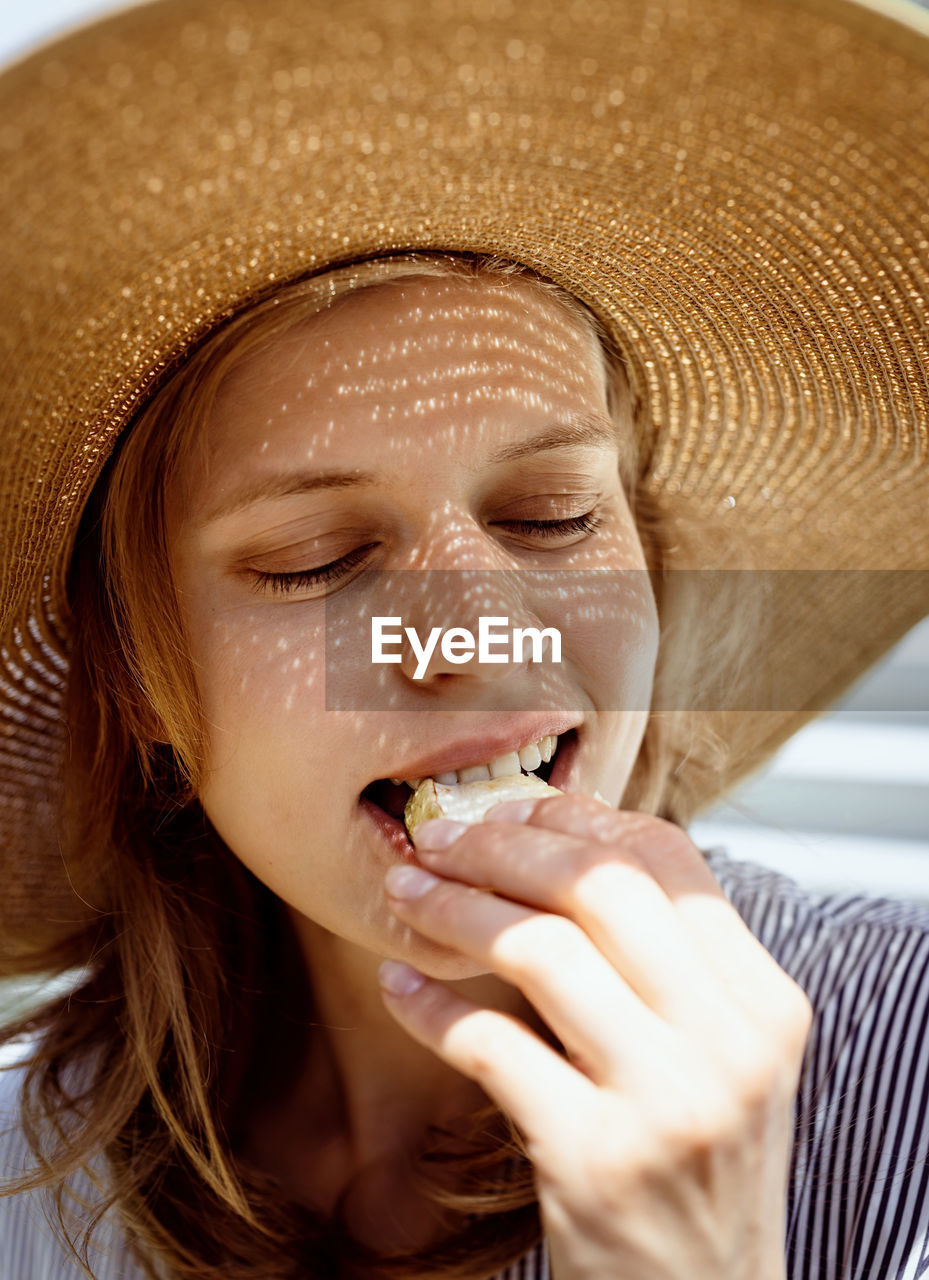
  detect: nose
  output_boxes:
[323,521,570,711]
[391,567,552,687]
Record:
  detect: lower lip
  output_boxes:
[360,794,417,861]
[359,728,581,861]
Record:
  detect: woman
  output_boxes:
[1,1,928,1278]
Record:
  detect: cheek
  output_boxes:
[555,517,658,710]
[587,581,658,712]
[185,609,334,837]
[195,693,332,904]
[192,607,328,736]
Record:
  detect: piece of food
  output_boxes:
[404,772,562,838]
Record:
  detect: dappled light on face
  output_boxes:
[324,566,658,718]
[204,279,611,486]
[163,271,657,969]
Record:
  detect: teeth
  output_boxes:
[392,733,559,789]
[489,751,521,779]
[457,763,493,783]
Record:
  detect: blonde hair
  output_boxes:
[0,251,754,1279]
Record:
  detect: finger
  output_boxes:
[416,819,755,1050]
[377,961,608,1153]
[385,866,684,1088]
[483,795,737,922]
[482,796,808,1037]
[588,810,814,1039]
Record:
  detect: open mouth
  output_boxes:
[360,730,571,821]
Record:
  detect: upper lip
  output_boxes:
[370,715,582,785]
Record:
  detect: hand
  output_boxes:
[379,792,813,1280]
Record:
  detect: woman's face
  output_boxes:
[166,273,659,980]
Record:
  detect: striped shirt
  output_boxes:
[2,846,929,1279]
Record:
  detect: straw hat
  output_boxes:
[1,0,927,967]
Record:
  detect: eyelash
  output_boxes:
[249,512,606,596]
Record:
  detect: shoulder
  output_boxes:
[702,846,929,1097]
[0,1036,149,1280]
[703,848,929,1279]
[702,845,929,1001]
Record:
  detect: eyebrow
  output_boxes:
[200,412,620,525]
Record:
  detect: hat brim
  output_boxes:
[1,0,927,956]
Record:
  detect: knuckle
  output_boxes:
[426,880,477,928]
[445,824,496,867]
[787,984,815,1036]
[571,851,640,910]
[480,822,520,858]
[662,1090,742,1155]
[718,1021,790,1101]
[529,793,571,822]
[527,793,626,842]
[648,820,699,870]
[784,1005,815,1068]
[733,1061,783,1113]
[766,979,815,1055]
[493,913,583,982]
[646,813,690,844]
[619,812,695,869]
[445,1011,514,1085]
[726,1025,807,1112]
[575,1151,639,1212]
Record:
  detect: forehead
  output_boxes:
[213,272,606,410]
[176,270,618,506]
[170,270,626,520]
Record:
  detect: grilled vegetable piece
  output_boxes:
[404,772,561,837]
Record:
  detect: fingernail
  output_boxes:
[385,863,441,898]
[484,798,537,823]
[378,960,426,996]
[594,790,607,804]
[412,819,468,850]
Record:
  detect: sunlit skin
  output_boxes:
[166,275,813,1273]
[165,275,659,1235]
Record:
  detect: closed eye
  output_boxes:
[247,511,606,596]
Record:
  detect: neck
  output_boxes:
[244,911,542,1221]
[293,923,520,1167]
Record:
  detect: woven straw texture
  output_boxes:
[0,0,927,964]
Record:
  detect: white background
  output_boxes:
[1,0,927,911]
